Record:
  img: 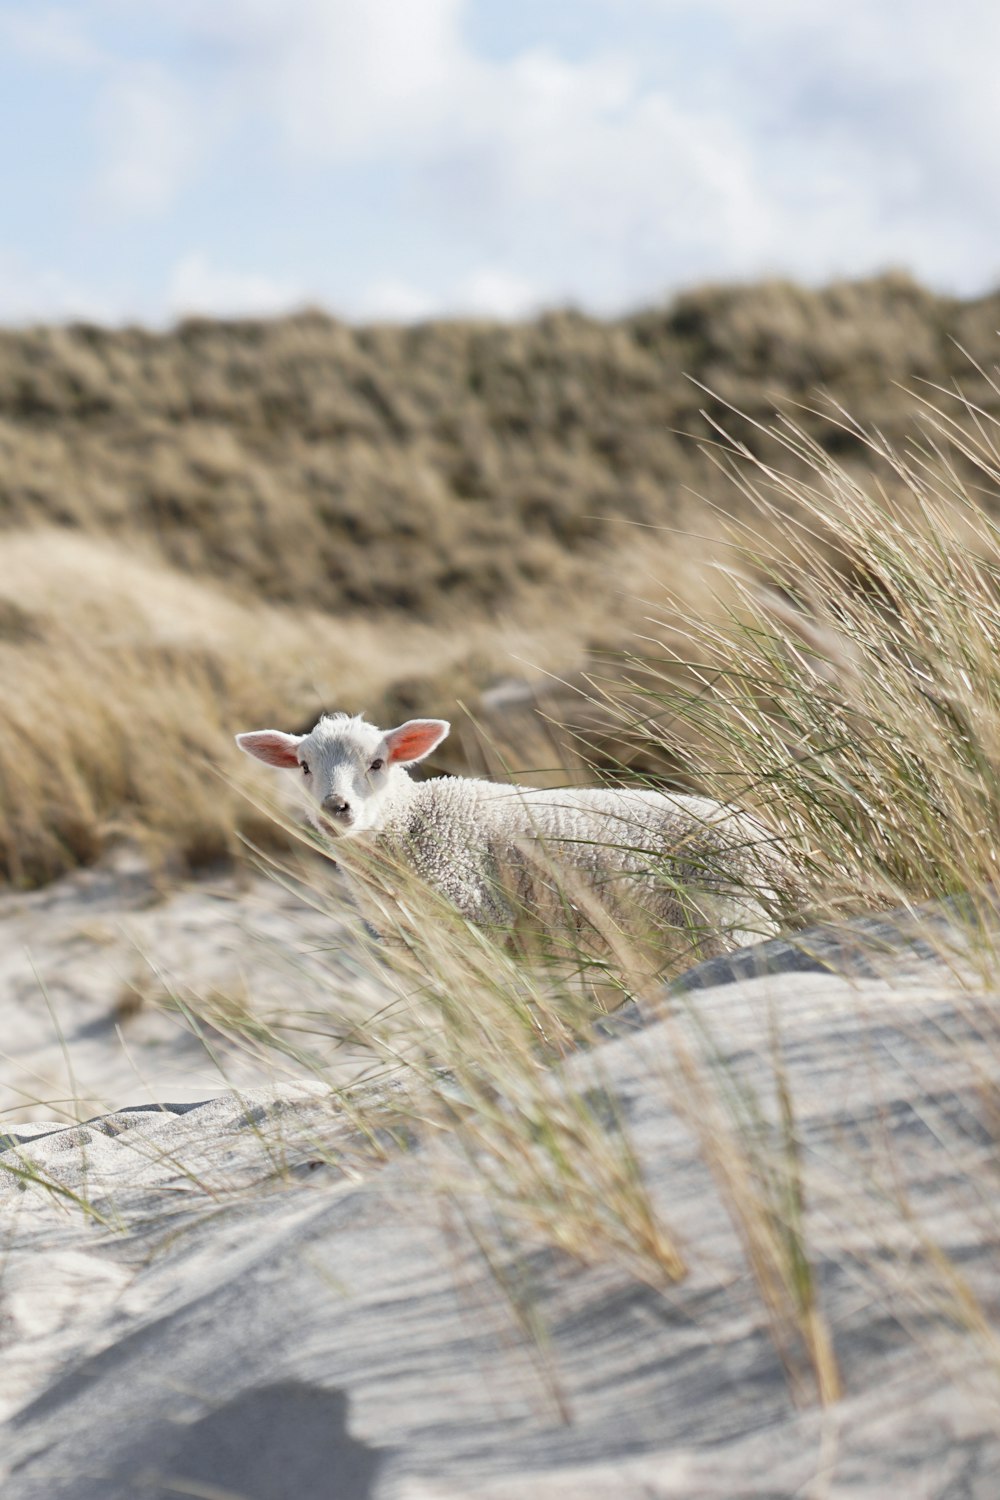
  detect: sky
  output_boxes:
[0,0,998,326]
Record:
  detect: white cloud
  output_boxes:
[156,0,1000,301]
[265,0,472,160]
[0,249,303,328]
[465,50,768,298]
[93,67,201,216]
[452,268,542,319]
[358,278,437,323]
[145,5,778,302]
[10,0,1000,318]
[0,252,114,325]
[360,267,541,322]
[167,253,304,319]
[0,7,103,68]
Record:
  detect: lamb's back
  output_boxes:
[391,774,786,950]
[405,776,776,879]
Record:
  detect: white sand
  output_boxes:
[0,852,392,1121]
[1,886,998,1497]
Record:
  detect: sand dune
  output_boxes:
[1,907,998,1498]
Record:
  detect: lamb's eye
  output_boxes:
[300,760,310,776]
[369,758,384,773]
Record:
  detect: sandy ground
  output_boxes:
[0,851,393,1122]
[1,868,999,1497]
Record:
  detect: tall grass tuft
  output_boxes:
[123,375,1000,1414]
[608,382,1000,930]
[238,811,692,1287]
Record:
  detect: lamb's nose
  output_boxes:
[323,796,351,817]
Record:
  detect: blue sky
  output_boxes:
[1,0,998,326]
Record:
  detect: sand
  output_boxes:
[1,865,999,1497]
[0,850,391,1120]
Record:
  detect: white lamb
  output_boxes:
[236,713,791,963]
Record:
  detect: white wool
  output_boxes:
[237,712,794,959]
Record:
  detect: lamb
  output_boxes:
[236,712,792,963]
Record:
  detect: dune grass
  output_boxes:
[8,296,1000,1414]
[0,527,638,885]
[160,376,1000,1412]
[9,388,1000,1415]
[606,380,1000,927]
[3,274,988,620]
[6,273,1000,885]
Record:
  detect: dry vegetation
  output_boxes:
[9,273,1000,1421]
[617,402,1000,928]
[199,378,1000,1408]
[4,270,1000,884]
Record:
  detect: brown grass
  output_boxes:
[4,271,1000,883]
[4,273,997,615]
[1,528,646,884]
[12,316,1000,1414]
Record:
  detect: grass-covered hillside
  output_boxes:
[3,271,998,615]
[3,272,1000,884]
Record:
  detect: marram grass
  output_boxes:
[148,381,1000,1411]
[610,382,1000,932]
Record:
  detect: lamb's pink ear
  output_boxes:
[235,730,303,769]
[384,719,450,766]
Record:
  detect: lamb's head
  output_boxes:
[236,713,449,838]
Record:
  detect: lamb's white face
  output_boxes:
[296,716,394,836]
[236,714,450,839]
